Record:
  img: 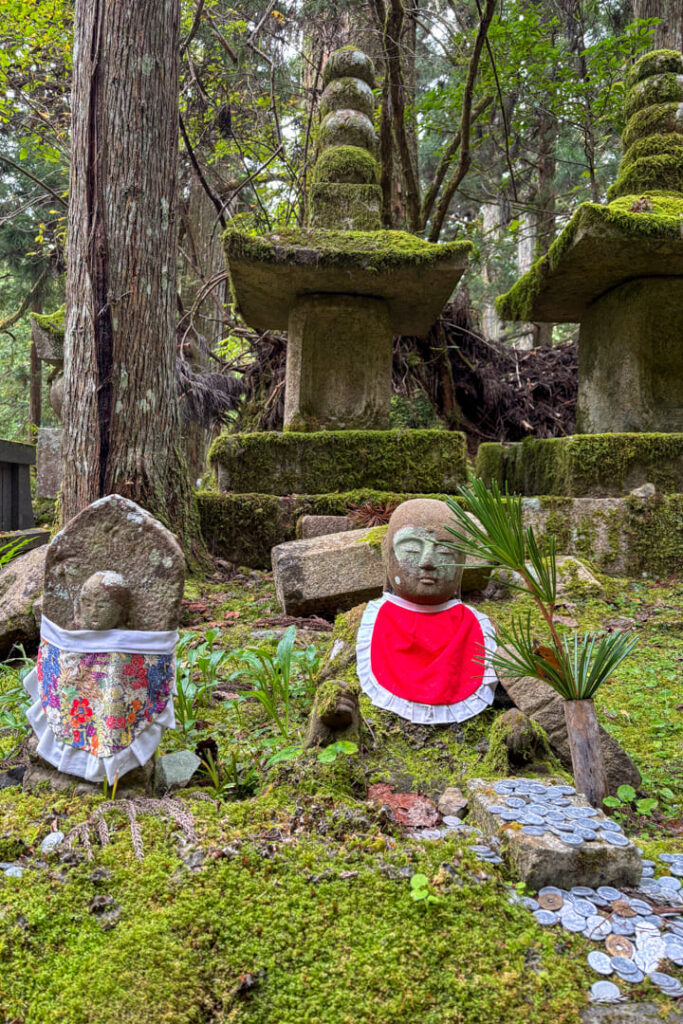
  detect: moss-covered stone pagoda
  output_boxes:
[497,49,683,435]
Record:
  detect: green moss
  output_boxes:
[483,713,557,775]
[319,77,376,120]
[208,429,467,496]
[308,182,382,231]
[225,227,472,275]
[608,151,683,199]
[477,434,683,498]
[359,524,388,553]
[322,46,375,89]
[318,109,377,153]
[623,101,683,151]
[311,145,379,185]
[32,497,57,527]
[625,71,683,120]
[623,492,683,577]
[495,194,683,322]
[626,49,683,89]
[620,131,683,170]
[30,305,65,338]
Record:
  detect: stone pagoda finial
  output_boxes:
[309,48,382,230]
[608,48,683,201]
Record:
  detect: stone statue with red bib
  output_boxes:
[356,499,497,724]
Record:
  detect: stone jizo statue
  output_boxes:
[356,498,496,724]
[24,495,185,787]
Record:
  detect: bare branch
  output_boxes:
[0,153,67,208]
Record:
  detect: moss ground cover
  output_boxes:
[0,566,681,1022]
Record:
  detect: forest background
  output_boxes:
[0,0,680,451]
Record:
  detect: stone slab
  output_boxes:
[36,427,63,499]
[224,229,470,336]
[467,778,642,890]
[496,202,683,323]
[154,750,201,793]
[210,430,467,496]
[581,1004,683,1024]
[272,526,489,618]
[476,434,683,497]
[496,664,641,796]
[297,515,354,539]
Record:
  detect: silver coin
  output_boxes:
[539,886,563,896]
[418,828,443,840]
[641,859,656,869]
[506,796,527,808]
[599,819,623,832]
[644,914,664,927]
[559,833,584,847]
[574,806,598,818]
[641,866,655,877]
[486,805,507,815]
[562,913,587,932]
[600,831,630,847]
[522,825,547,837]
[529,783,548,795]
[573,898,598,917]
[659,853,676,863]
[499,809,518,821]
[471,844,494,854]
[572,886,596,897]
[663,934,683,959]
[524,813,547,826]
[621,968,645,984]
[587,951,613,975]
[575,826,599,842]
[555,785,576,795]
[611,916,636,936]
[658,875,682,891]
[585,915,612,940]
[481,854,503,864]
[565,807,586,819]
[634,920,660,935]
[670,864,683,878]
[534,909,559,926]
[628,899,653,915]
[544,810,569,823]
[648,972,683,996]
[610,956,640,976]
[590,980,621,1003]
[527,803,550,817]
[521,897,539,911]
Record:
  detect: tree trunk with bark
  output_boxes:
[634,0,683,50]
[63,0,204,560]
[28,295,42,440]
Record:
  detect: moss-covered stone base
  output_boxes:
[197,487,683,578]
[476,433,683,497]
[209,429,467,496]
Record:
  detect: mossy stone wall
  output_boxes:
[209,429,467,496]
[308,183,382,231]
[475,433,683,497]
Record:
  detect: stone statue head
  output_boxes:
[74,571,131,630]
[383,498,464,605]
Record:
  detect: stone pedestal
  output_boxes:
[36,427,62,499]
[284,294,392,430]
[577,277,683,433]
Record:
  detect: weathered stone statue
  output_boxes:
[356,499,497,723]
[23,495,184,790]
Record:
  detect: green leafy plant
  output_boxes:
[603,784,658,818]
[177,629,229,709]
[0,535,32,567]
[444,479,638,805]
[317,740,358,764]
[409,873,440,905]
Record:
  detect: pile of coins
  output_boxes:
[489,779,629,846]
[524,878,683,1000]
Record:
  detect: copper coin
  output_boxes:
[605,934,634,958]
[611,899,636,918]
[538,892,564,911]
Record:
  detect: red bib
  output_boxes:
[356,595,496,724]
[370,599,484,705]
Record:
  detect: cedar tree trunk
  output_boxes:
[64,0,204,560]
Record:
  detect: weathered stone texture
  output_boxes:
[468,778,642,889]
[36,427,63,499]
[297,515,353,539]
[0,545,47,657]
[43,494,185,630]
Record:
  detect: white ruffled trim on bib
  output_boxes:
[24,618,178,783]
[356,594,497,725]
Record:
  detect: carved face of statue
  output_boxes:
[388,525,461,604]
[75,572,130,631]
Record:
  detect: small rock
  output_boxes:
[0,767,25,790]
[40,831,65,854]
[629,483,656,498]
[437,787,468,819]
[88,894,121,930]
[3,865,23,878]
[154,750,201,794]
[89,867,113,884]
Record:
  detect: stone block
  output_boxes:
[437,787,468,818]
[210,430,467,496]
[36,427,62,499]
[30,308,65,365]
[476,434,683,497]
[272,528,383,617]
[495,664,641,796]
[467,778,642,890]
[154,750,201,793]
[297,515,353,539]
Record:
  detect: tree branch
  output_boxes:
[428,0,497,242]
[0,268,49,334]
[179,113,227,230]
[0,153,67,208]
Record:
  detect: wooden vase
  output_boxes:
[563,698,609,808]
